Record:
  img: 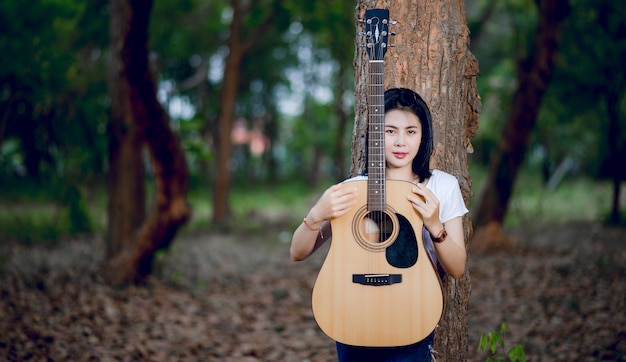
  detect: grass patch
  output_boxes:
[183,180,325,233]
[1,168,618,244]
[0,204,68,244]
[469,164,614,228]
[0,180,100,245]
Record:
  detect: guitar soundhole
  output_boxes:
[363,211,393,243]
[353,206,400,251]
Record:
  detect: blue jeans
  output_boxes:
[336,332,435,362]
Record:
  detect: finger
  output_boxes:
[335,187,357,202]
[340,185,358,195]
[407,198,426,215]
[412,184,432,200]
[333,202,356,217]
[407,192,426,205]
[414,186,440,211]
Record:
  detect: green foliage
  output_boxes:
[1,0,622,237]
[478,322,526,362]
[0,0,355,188]
[0,0,109,182]
[542,0,626,182]
[470,0,626,189]
[468,0,536,164]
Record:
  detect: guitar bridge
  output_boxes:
[352,274,402,286]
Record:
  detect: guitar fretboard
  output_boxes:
[367,60,385,211]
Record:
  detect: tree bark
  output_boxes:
[352,1,480,360]
[107,0,146,259]
[104,0,191,285]
[472,0,569,236]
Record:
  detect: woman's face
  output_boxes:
[384,109,422,175]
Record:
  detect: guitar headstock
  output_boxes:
[360,9,396,60]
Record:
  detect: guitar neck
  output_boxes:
[367,59,385,211]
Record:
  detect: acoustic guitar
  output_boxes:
[311,8,444,347]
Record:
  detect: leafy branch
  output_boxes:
[478,322,526,362]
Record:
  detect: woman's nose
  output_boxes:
[394,133,405,146]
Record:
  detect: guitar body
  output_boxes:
[311,179,444,347]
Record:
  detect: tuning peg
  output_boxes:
[390,20,398,25]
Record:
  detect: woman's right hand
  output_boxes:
[306,183,358,227]
[290,183,358,261]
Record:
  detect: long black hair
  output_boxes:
[363,87,434,182]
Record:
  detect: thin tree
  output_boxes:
[105,0,191,285]
[352,1,480,360]
[212,0,279,225]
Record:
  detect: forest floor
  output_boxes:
[1,221,625,361]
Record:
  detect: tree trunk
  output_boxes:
[104,0,191,285]
[472,0,569,238]
[332,66,351,180]
[213,45,240,224]
[107,0,146,259]
[352,1,480,360]
[212,0,277,225]
[605,87,623,224]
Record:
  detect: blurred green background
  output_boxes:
[0,0,624,244]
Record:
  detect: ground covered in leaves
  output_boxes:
[1,221,625,361]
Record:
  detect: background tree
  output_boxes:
[545,0,626,224]
[107,0,147,267]
[212,0,287,225]
[472,0,570,244]
[104,0,192,285]
[352,1,480,360]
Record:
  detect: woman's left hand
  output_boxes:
[407,183,442,234]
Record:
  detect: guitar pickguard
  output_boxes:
[385,213,418,268]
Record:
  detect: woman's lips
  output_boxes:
[393,152,408,159]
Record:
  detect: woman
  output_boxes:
[290,88,468,361]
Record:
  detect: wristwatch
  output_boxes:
[431,228,448,243]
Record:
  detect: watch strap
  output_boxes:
[431,228,448,243]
